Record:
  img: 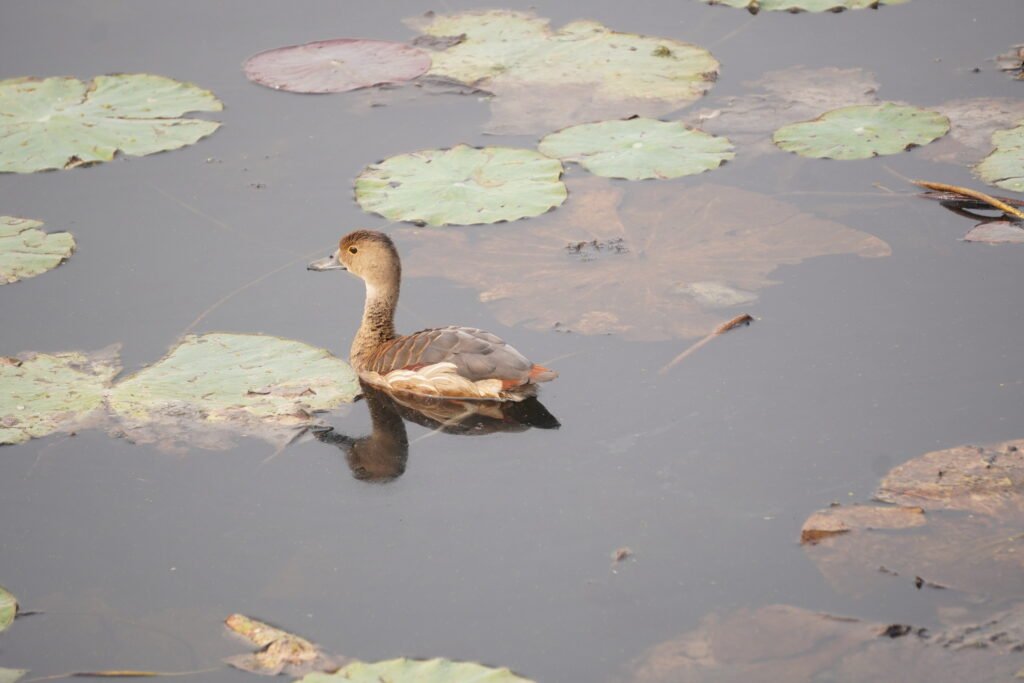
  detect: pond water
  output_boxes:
[1,0,1022,681]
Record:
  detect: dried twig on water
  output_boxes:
[659,314,753,375]
[913,180,1024,221]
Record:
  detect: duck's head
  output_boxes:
[308,230,401,289]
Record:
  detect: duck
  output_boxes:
[308,230,557,401]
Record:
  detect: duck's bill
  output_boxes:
[307,250,346,271]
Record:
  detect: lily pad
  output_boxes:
[976,123,1024,192]
[355,145,566,226]
[243,39,431,94]
[699,0,910,12]
[800,504,925,545]
[0,74,221,173]
[0,347,120,446]
[409,10,719,134]
[0,586,16,632]
[964,220,1024,244]
[922,98,1024,164]
[996,44,1024,80]
[299,658,534,682]
[107,334,358,451]
[0,669,26,683]
[538,118,734,180]
[403,177,890,340]
[225,613,335,676]
[773,103,949,160]
[0,216,75,284]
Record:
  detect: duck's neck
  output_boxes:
[351,278,399,368]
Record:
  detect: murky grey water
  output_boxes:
[1,0,1022,680]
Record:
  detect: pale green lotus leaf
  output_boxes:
[298,657,534,683]
[0,348,120,446]
[0,74,222,173]
[0,669,26,683]
[976,124,1024,192]
[539,118,734,180]
[356,145,566,226]
[107,334,358,450]
[0,585,16,632]
[772,103,949,160]
[700,0,910,12]
[411,10,718,134]
[0,216,75,284]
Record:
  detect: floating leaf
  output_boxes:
[0,586,16,632]
[0,216,74,284]
[0,74,222,173]
[963,221,1024,244]
[996,44,1024,80]
[921,98,1024,164]
[243,39,431,93]
[0,669,26,683]
[0,347,120,446]
[538,118,733,180]
[403,177,890,340]
[800,505,925,545]
[225,614,336,676]
[699,0,910,12]
[976,123,1024,192]
[773,103,949,160]
[409,10,718,134]
[107,334,358,451]
[299,657,534,682]
[356,145,566,226]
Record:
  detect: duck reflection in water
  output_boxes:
[314,382,560,482]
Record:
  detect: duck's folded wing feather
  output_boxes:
[366,326,534,383]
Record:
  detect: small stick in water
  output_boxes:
[913,180,1024,221]
[659,314,753,374]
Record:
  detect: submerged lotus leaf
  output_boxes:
[538,119,734,180]
[0,348,120,446]
[773,103,949,160]
[410,10,719,134]
[0,216,75,284]
[976,124,1024,192]
[243,39,431,93]
[403,177,890,341]
[800,504,925,545]
[922,98,1024,164]
[0,74,222,173]
[699,0,910,12]
[0,586,16,632]
[300,657,534,682]
[356,145,566,226]
[963,221,1024,244]
[107,334,358,450]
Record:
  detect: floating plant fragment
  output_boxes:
[355,145,566,226]
[773,103,949,160]
[402,177,890,340]
[298,657,534,682]
[225,614,336,676]
[538,118,734,180]
[0,216,75,284]
[975,123,1024,192]
[996,44,1024,80]
[243,39,431,93]
[0,586,16,632]
[800,504,925,544]
[409,10,719,134]
[699,0,910,12]
[0,74,222,173]
[0,347,120,446]
[107,334,358,451]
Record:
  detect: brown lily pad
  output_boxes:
[963,221,1024,244]
[800,504,925,544]
[244,39,431,94]
[922,98,1024,164]
[225,613,338,676]
[996,44,1024,79]
[402,177,890,341]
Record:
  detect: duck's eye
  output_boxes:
[348,247,358,254]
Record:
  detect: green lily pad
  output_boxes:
[107,334,358,450]
[0,586,16,632]
[0,74,222,173]
[410,10,718,135]
[976,124,1024,192]
[0,348,120,446]
[538,118,734,180]
[0,669,26,683]
[1,216,75,284]
[299,658,534,682]
[356,145,566,226]
[772,103,949,160]
[700,0,910,12]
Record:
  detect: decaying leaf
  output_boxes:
[0,585,17,632]
[963,221,1024,244]
[800,504,925,544]
[243,39,431,94]
[0,347,120,446]
[225,613,337,676]
[407,10,718,134]
[996,44,1024,79]
[0,74,222,173]
[699,0,910,13]
[0,216,75,284]
[976,123,1024,192]
[921,98,1024,164]
[402,177,890,341]
[297,657,535,682]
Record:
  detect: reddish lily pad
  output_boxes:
[244,39,431,94]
